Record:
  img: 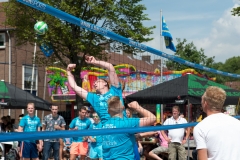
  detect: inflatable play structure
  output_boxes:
[46,65,215,101]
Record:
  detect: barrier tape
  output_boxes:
[16,0,240,78]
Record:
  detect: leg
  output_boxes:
[149,150,163,160]
[59,139,64,160]
[176,144,186,160]
[70,142,78,160]
[42,141,51,160]
[53,142,60,160]
[168,143,177,160]
[192,149,198,160]
[79,142,88,160]
[70,154,77,160]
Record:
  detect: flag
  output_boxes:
[162,16,176,52]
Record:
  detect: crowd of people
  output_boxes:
[1,56,240,160]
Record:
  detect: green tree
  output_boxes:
[166,38,215,72]
[3,0,155,107]
[232,6,240,16]
[217,56,240,83]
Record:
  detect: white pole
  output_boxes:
[42,68,47,121]
[30,36,37,94]
[7,30,11,116]
[160,10,163,84]
[160,10,164,124]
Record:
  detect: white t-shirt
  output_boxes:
[163,116,188,143]
[194,113,240,160]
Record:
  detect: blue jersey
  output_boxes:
[90,122,103,146]
[69,117,91,142]
[19,115,41,142]
[102,117,140,160]
[87,84,125,123]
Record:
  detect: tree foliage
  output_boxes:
[232,6,240,16]
[3,0,155,70]
[166,38,215,72]
[3,0,155,107]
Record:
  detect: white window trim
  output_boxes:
[22,65,38,96]
[0,33,6,49]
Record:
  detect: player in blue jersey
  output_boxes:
[67,55,124,123]
[102,96,156,160]
[69,106,92,160]
[18,103,43,160]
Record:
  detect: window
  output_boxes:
[0,33,6,49]
[22,65,38,96]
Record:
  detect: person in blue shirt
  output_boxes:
[18,102,42,160]
[102,96,156,160]
[88,112,103,160]
[69,106,92,160]
[67,55,124,123]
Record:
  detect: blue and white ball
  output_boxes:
[34,21,48,35]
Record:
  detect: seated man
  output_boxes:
[102,96,156,160]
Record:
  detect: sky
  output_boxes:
[140,0,240,63]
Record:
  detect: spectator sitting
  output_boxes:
[148,129,169,160]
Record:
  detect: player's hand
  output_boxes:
[127,101,139,109]
[182,139,187,145]
[85,55,96,64]
[74,127,78,130]
[67,64,76,71]
[166,138,172,144]
[54,125,60,130]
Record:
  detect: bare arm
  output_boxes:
[67,64,88,99]
[182,127,191,144]
[128,101,156,126]
[85,56,119,87]
[42,124,46,131]
[161,130,171,143]
[18,126,23,132]
[139,131,157,137]
[198,149,208,160]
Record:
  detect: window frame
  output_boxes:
[22,65,38,96]
[0,33,6,49]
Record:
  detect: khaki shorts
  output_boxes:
[151,146,169,155]
[70,142,88,155]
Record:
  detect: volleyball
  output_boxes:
[34,21,48,35]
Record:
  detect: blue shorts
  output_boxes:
[89,144,103,159]
[21,141,38,158]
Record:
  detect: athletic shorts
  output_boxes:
[89,144,103,159]
[20,141,38,158]
[70,142,88,155]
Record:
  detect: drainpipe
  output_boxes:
[6,30,11,116]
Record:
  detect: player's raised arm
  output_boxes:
[85,56,119,87]
[67,64,88,99]
[128,101,156,126]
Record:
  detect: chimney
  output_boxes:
[142,55,151,63]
